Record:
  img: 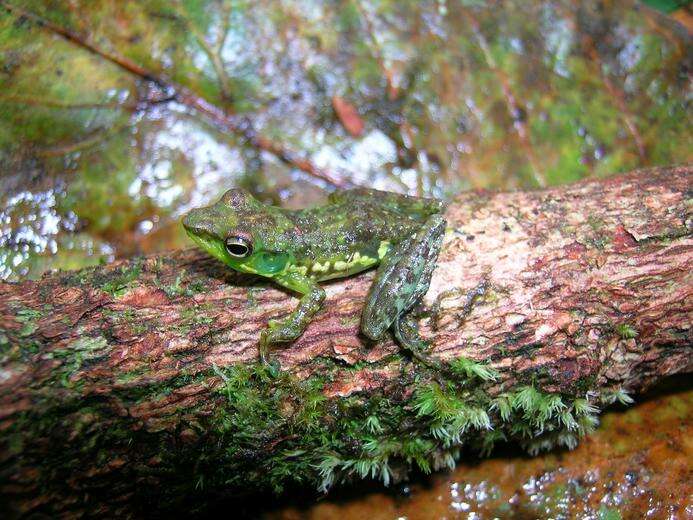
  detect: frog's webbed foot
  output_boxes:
[393,313,444,371]
[259,319,301,362]
[361,214,446,366]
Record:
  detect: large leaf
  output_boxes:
[0,0,689,280]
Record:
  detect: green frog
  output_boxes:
[182,188,446,368]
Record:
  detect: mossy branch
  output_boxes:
[0,165,691,517]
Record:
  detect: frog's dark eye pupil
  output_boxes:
[225,237,252,258]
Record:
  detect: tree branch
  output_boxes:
[0,165,691,517]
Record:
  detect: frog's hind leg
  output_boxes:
[361,214,445,365]
[329,188,445,221]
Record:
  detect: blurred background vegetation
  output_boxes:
[0,0,690,282]
[0,2,691,518]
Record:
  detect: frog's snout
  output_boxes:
[181,213,191,229]
[181,212,194,231]
[181,209,205,235]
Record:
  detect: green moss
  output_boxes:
[112,369,210,404]
[573,374,598,395]
[15,307,43,336]
[178,305,215,331]
[584,215,611,250]
[187,279,208,294]
[50,335,109,387]
[155,271,208,299]
[115,366,149,385]
[0,331,9,352]
[364,415,383,434]
[601,387,634,406]
[170,362,597,491]
[53,335,109,359]
[99,260,143,297]
[448,356,499,381]
[6,346,607,502]
[103,308,149,335]
[614,323,638,339]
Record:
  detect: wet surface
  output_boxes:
[0,1,690,281]
[0,2,690,518]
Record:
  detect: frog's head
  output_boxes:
[182,189,294,278]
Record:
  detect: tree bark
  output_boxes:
[0,165,691,517]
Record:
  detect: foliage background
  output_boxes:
[0,1,690,518]
[0,0,690,281]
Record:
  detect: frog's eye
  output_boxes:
[225,236,253,258]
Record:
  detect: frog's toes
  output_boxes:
[257,344,281,375]
[360,319,387,342]
[393,313,446,371]
[393,314,429,351]
[265,320,302,343]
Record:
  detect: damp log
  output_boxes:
[0,165,691,517]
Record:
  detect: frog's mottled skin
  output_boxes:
[183,188,446,366]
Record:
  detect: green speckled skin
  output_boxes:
[183,188,446,364]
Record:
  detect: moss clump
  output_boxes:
[448,356,500,381]
[3,344,605,509]
[186,359,604,495]
[50,335,109,388]
[600,387,635,406]
[614,323,638,339]
[104,308,149,335]
[155,271,209,299]
[99,260,143,297]
[114,366,150,385]
[177,305,215,333]
[15,307,44,337]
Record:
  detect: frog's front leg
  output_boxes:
[361,215,446,362]
[260,272,326,364]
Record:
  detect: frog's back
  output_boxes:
[282,196,437,281]
[328,188,444,222]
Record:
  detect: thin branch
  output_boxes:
[460,8,548,187]
[579,38,648,161]
[0,93,175,112]
[352,0,398,100]
[559,3,648,162]
[0,95,127,111]
[0,166,690,517]
[177,1,234,102]
[1,1,348,188]
[34,121,131,157]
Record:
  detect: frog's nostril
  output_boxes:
[182,212,199,231]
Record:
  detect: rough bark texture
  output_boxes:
[0,165,691,517]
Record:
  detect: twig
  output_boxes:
[460,8,548,187]
[352,0,398,100]
[175,1,234,103]
[560,2,648,162]
[0,1,348,188]
[0,93,174,112]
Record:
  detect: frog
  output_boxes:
[182,187,447,369]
